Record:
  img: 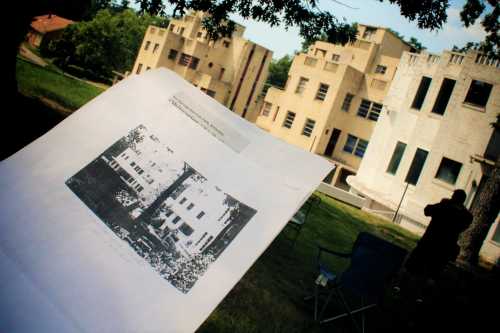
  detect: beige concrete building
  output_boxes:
[347,50,499,264]
[256,25,411,189]
[132,11,272,122]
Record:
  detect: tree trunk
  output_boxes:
[458,156,500,266]
[138,165,194,223]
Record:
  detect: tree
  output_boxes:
[458,116,500,266]
[264,55,292,93]
[49,9,169,80]
[134,0,498,58]
[408,37,426,52]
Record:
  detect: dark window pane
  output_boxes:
[343,134,357,154]
[411,76,432,110]
[464,80,493,107]
[355,139,369,158]
[386,141,407,174]
[435,157,462,185]
[179,223,194,236]
[405,148,428,185]
[431,78,456,115]
[357,99,371,117]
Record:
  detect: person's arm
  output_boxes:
[424,202,440,216]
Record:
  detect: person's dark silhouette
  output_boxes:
[405,189,473,278]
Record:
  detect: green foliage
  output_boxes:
[198,192,418,332]
[265,55,292,92]
[48,9,168,80]
[134,1,498,57]
[16,58,103,110]
[408,37,426,52]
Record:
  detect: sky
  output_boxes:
[227,0,488,59]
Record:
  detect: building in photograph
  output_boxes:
[27,14,74,48]
[256,24,411,190]
[132,11,272,122]
[103,131,241,259]
[347,50,499,263]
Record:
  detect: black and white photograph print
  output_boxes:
[66,125,257,293]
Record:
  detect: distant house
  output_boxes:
[27,14,74,48]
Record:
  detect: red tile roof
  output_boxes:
[30,14,74,34]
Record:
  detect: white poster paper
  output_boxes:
[0,69,333,332]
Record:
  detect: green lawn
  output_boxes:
[198,193,420,333]
[16,57,104,111]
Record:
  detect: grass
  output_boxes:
[16,57,104,110]
[197,193,420,333]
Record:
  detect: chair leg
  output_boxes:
[318,286,335,321]
[320,288,365,332]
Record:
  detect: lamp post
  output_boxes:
[393,182,409,223]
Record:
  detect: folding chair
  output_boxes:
[285,194,321,248]
[310,232,408,332]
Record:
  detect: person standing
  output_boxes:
[405,189,473,279]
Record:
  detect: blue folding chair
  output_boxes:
[311,232,408,332]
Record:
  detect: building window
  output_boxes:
[302,118,316,137]
[411,76,432,110]
[355,139,369,158]
[435,157,462,185]
[179,197,187,204]
[195,232,208,246]
[144,41,151,50]
[152,43,159,53]
[179,27,185,34]
[375,65,387,74]
[137,185,144,192]
[219,67,225,80]
[295,77,309,94]
[187,203,195,210]
[223,40,230,48]
[262,102,272,116]
[283,111,296,129]
[197,31,202,38]
[315,48,327,57]
[146,66,151,71]
[405,148,429,185]
[357,99,382,121]
[315,83,329,101]
[431,78,456,115]
[197,211,205,219]
[169,24,175,31]
[172,216,181,224]
[168,49,178,60]
[341,93,354,112]
[331,54,340,62]
[343,134,368,158]
[206,89,216,98]
[362,27,377,40]
[179,53,200,70]
[273,106,280,122]
[179,223,194,236]
[343,134,357,154]
[200,235,214,252]
[386,141,407,175]
[136,63,143,74]
[464,80,493,108]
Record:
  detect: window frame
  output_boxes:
[301,118,316,137]
[283,111,296,129]
[463,79,493,108]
